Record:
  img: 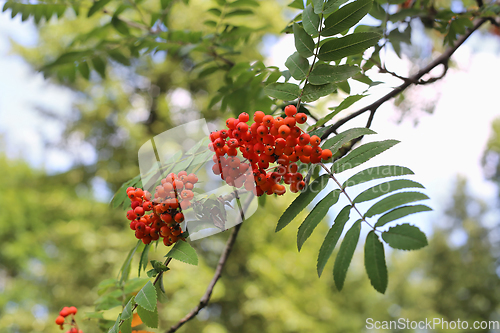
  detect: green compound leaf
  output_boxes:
[376,204,432,227]
[92,56,106,78]
[354,179,425,204]
[312,95,366,129]
[111,16,130,36]
[321,0,373,37]
[77,60,90,80]
[343,165,414,188]
[264,82,300,101]
[382,223,428,250]
[323,0,350,15]
[302,4,320,35]
[317,205,351,277]
[108,49,130,66]
[107,314,121,333]
[364,230,388,293]
[135,281,157,312]
[225,9,254,17]
[121,317,132,333]
[301,83,337,103]
[155,274,168,303]
[298,190,341,251]
[227,0,260,7]
[207,8,221,16]
[312,0,324,13]
[121,297,134,320]
[318,32,381,61]
[321,127,376,153]
[331,140,399,174]
[137,304,158,328]
[364,191,429,218]
[119,240,142,283]
[88,0,112,17]
[138,243,151,277]
[276,174,331,232]
[293,23,315,58]
[288,0,305,9]
[165,240,198,265]
[309,64,360,85]
[285,52,310,80]
[333,219,361,291]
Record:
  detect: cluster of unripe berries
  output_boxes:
[55,306,82,332]
[209,105,332,196]
[126,171,198,246]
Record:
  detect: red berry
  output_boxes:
[175,212,184,223]
[310,135,321,146]
[278,125,290,138]
[295,113,307,124]
[134,188,144,198]
[126,210,137,221]
[59,307,71,317]
[285,105,297,117]
[55,316,65,325]
[238,112,250,122]
[262,115,274,127]
[321,149,333,160]
[284,117,296,127]
[226,118,236,129]
[68,306,77,315]
[254,111,265,123]
[298,133,310,146]
[134,206,145,216]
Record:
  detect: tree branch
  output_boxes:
[166,194,254,333]
[321,17,489,140]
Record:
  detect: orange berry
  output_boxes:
[134,188,144,198]
[272,183,286,195]
[254,111,265,123]
[175,212,184,223]
[285,104,297,117]
[321,149,333,160]
[239,112,250,122]
[278,125,290,138]
[55,316,65,325]
[295,113,307,124]
[187,173,198,183]
[297,180,306,191]
[298,133,310,146]
[262,115,275,127]
[59,307,71,317]
[273,116,284,129]
[299,155,310,163]
[310,135,321,146]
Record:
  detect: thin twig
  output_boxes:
[167,194,254,333]
[321,17,489,140]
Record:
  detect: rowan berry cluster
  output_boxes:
[126,171,198,246]
[209,105,332,196]
[55,306,82,332]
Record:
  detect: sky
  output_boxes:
[1,5,500,239]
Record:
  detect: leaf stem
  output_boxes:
[319,162,375,230]
[296,14,324,111]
